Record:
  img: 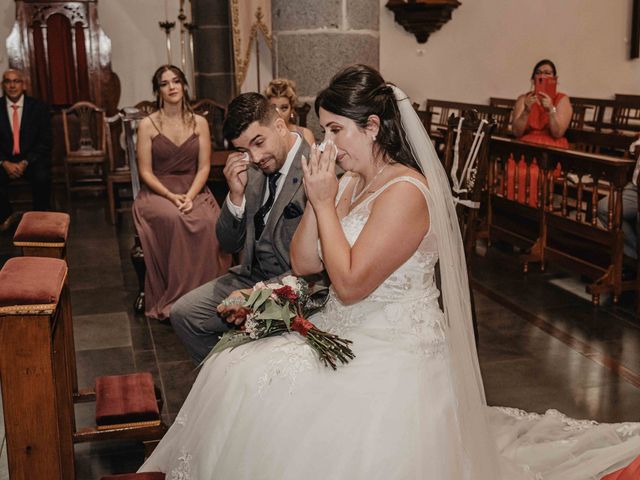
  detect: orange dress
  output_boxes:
[507,92,568,206]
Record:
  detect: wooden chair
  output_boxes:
[62,101,108,202]
[105,113,134,224]
[191,98,227,151]
[443,111,496,343]
[443,110,496,255]
[571,97,618,132]
[134,100,158,116]
[122,108,148,313]
[489,97,515,110]
[612,97,640,133]
[294,102,311,127]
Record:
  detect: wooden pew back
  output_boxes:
[487,136,636,302]
[425,99,512,136]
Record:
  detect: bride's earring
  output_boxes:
[372,135,377,142]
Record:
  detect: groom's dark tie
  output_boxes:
[254,172,281,239]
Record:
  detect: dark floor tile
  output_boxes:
[158,360,198,416]
[131,321,154,352]
[134,350,162,388]
[149,321,191,363]
[76,347,136,388]
[68,237,121,268]
[74,440,145,480]
[74,311,132,351]
[70,264,124,291]
[71,286,130,316]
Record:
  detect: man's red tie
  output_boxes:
[11,105,20,156]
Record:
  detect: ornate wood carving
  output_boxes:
[6,0,120,113]
[386,0,461,44]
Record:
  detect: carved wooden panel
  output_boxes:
[6,0,120,114]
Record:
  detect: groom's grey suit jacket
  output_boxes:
[215,140,310,284]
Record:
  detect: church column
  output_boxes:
[191,0,234,104]
[272,0,379,134]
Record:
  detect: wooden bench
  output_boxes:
[0,257,75,479]
[487,136,636,304]
[424,99,512,136]
[566,128,636,158]
[489,97,588,130]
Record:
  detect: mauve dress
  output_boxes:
[133,132,231,320]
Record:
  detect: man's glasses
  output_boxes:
[2,79,24,85]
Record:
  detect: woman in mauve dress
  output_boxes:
[133,65,231,321]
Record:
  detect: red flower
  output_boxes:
[273,285,298,302]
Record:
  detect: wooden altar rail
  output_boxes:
[487,136,636,304]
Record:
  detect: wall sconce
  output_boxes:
[386,0,461,44]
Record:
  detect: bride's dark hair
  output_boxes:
[315,64,419,170]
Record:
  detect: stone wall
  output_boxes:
[272,0,380,135]
[192,0,234,104]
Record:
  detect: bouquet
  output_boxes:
[203,276,355,370]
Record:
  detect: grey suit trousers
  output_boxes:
[170,270,266,364]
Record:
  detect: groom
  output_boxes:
[170,92,311,364]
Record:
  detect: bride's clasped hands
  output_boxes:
[300,140,339,213]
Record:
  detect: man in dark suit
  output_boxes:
[170,92,311,364]
[0,69,52,225]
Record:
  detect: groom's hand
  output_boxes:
[217,289,251,325]
[224,152,250,207]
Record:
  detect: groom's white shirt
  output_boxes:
[226,132,302,222]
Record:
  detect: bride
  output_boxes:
[139,65,640,479]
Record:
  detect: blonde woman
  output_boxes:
[265,78,316,146]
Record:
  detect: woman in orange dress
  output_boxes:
[508,59,573,205]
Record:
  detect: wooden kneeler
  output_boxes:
[0,257,75,480]
[13,212,167,451]
[13,211,70,259]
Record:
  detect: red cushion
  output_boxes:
[95,372,160,426]
[0,257,67,307]
[101,474,165,480]
[13,211,70,243]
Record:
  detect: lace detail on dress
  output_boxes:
[256,336,319,396]
[170,447,192,480]
[496,407,599,431]
[383,298,446,357]
[174,412,187,426]
[617,423,640,438]
[311,295,366,337]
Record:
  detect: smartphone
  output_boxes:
[534,76,557,98]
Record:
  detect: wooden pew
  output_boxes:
[487,136,636,303]
[566,128,636,158]
[571,97,618,132]
[489,97,588,130]
[424,99,512,136]
[0,257,75,480]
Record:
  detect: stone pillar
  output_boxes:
[272,0,379,134]
[191,0,234,104]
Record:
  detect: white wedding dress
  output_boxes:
[140,176,640,480]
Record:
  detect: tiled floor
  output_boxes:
[0,198,639,478]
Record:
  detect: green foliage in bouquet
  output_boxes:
[201,276,354,370]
